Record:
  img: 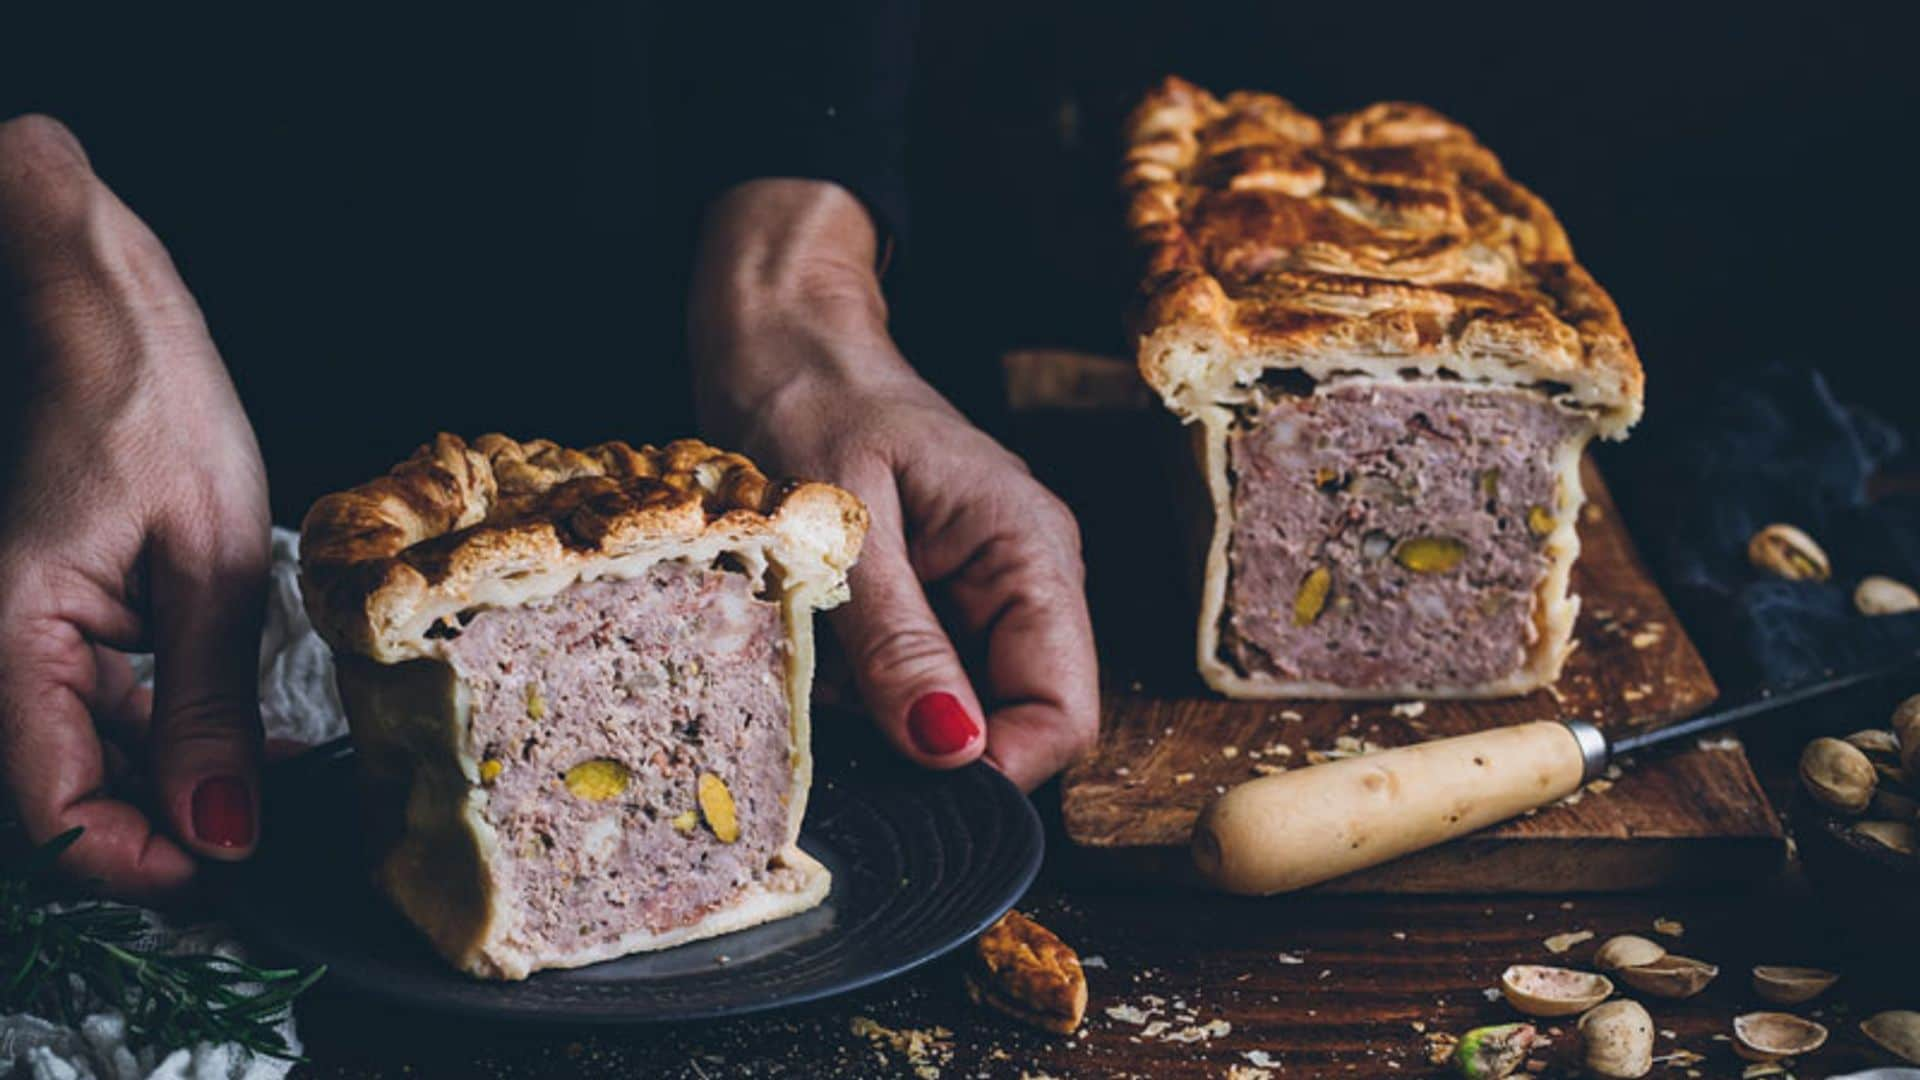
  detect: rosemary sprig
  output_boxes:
[0,828,324,1061]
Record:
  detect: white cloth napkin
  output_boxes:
[1,528,347,1080]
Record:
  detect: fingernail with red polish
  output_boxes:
[907,692,979,756]
[191,776,254,849]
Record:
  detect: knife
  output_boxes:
[1191,650,1920,895]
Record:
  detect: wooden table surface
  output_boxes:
[289,710,1914,1079]
[286,377,1916,1077]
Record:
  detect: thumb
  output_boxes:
[832,535,986,770]
[148,519,268,861]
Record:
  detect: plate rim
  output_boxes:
[213,741,1043,1025]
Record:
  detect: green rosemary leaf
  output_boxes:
[0,828,324,1062]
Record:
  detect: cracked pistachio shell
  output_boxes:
[1747,524,1830,581]
[1733,1012,1829,1062]
[1870,787,1919,821]
[1862,1011,1920,1065]
[1894,694,1920,774]
[1594,935,1667,973]
[1750,966,1839,1005]
[1579,1000,1654,1079]
[1450,1022,1537,1080]
[1856,575,1920,615]
[1499,965,1614,1018]
[1799,737,1877,814]
[1615,954,1718,999]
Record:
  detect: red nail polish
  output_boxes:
[191,776,254,849]
[907,692,978,756]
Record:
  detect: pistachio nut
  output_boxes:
[1732,1012,1829,1062]
[1527,506,1555,538]
[1450,1022,1537,1080]
[1294,566,1332,626]
[1614,954,1718,999]
[478,758,505,784]
[1746,523,1830,582]
[1579,1000,1654,1079]
[1844,728,1902,757]
[1862,1010,1920,1065]
[1750,965,1839,1005]
[1855,574,1920,615]
[1894,694,1920,774]
[1395,536,1468,574]
[1499,965,1614,1017]
[1593,935,1667,973]
[563,758,630,801]
[1850,819,1915,856]
[698,772,740,843]
[1798,737,1876,814]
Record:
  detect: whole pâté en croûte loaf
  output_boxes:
[1125,77,1645,700]
[299,434,867,979]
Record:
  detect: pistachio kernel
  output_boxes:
[1527,506,1556,537]
[1293,566,1332,626]
[563,759,631,801]
[1478,467,1501,502]
[671,809,700,833]
[1746,523,1830,582]
[478,758,505,784]
[525,684,546,720]
[698,772,740,843]
[1395,536,1467,574]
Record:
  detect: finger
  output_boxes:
[87,642,153,752]
[830,487,987,769]
[0,610,196,897]
[147,513,268,861]
[944,531,1101,792]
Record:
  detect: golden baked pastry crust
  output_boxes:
[1127,76,1643,436]
[301,433,868,663]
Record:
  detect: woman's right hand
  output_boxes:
[0,115,271,898]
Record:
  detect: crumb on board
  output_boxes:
[1543,930,1594,953]
[1390,701,1428,719]
[849,1016,953,1079]
[1653,918,1685,937]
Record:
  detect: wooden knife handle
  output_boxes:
[1190,720,1591,895]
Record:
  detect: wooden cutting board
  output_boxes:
[1004,351,1787,893]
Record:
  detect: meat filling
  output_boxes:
[1223,380,1585,688]
[444,560,791,955]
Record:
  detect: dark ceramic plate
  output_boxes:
[211,713,1042,1023]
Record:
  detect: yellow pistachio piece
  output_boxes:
[1527,506,1556,537]
[563,759,631,801]
[698,772,740,843]
[525,684,546,720]
[1293,566,1332,626]
[671,809,700,833]
[478,758,505,784]
[1479,467,1501,501]
[1394,536,1467,574]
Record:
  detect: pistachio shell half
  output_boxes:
[1579,1000,1654,1079]
[1862,1010,1920,1065]
[1856,574,1920,615]
[1871,788,1919,821]
[1450,1022,1537,1080]
[1615,954,1718,999]
[1799,737,1877,814]
[1844,729,1902,757]
[1750,966,1839,1005]
[1732,1012,1829,1062]
[1850,819,1916,856]
[1594,935,1667,973]
[1499,965,1614,1017]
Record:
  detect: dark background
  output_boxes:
[4,3,1915,525]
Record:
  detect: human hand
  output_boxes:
[0,116,270,896]
[690,180,1098,791]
